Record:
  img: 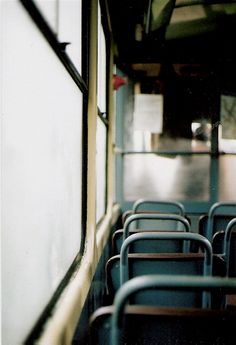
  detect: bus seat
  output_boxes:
[199,202,236,241]
[120,232,212,282]
[112,229,186,255]
[122,213,191,238]
[106,232,213,306]
[111,213,191,256]
[90,275,236,345]
[212,218,236,277]
[106,253,208,306]
[90,305,236,345]
[121,199,186,226]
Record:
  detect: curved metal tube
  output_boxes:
[111,275,236,345]
[206,202,236,241]
[120,232,213,285]
[223,218,236,276]
[123,213,190,241]
[132,199,185,216]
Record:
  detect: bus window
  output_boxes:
[219,94,236,200]
[96,116,107,223]
[120,64,214,203]
[219,94,236,154]
[2,2,84,344]
[96,1,107,223]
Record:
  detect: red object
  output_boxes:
[113,74,126,90]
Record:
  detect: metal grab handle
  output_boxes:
[223,218,236,276]
[123,213,190,241]
[111,275,236,345]
[133,199,185,216]
[206,202,236,241]
[120,232,213,286]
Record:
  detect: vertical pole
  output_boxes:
[115,72,125,206]
[106,35,115,214]
[210,71,220,204]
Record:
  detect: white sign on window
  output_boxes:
[133,94,163,133]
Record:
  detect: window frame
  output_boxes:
[18,0,89,343]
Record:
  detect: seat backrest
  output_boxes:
[133,199,185,215]
[123,199,182,227]
[112,229,186,255]
[123,213,190,237]
[120,232,212,283]
[90,275,236,345]
[106,253,207,307]
[200,202,236,241]
[212,218,236,277]
[107,232,212,306]
[111,275,236,345]
[89,305,236,345]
